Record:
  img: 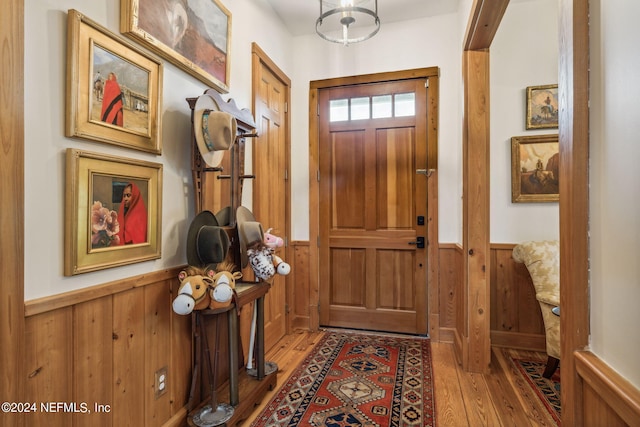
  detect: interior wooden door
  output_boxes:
[318,79,428,334]
[252,54,289,350]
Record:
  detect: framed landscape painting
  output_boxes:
[64,149,163,276]
[511,134,559,203]
[120,0,231,93]
[66,9,163,154]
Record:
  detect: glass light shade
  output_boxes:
[316,0,380,46]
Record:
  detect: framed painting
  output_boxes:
[64,148,163,276]
[66,9,163,154]
[120,0,231,93]
[511,134,559,203]
[526,84,558,130]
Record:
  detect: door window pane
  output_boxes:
[351,97,370,120]
[394,92,415,117]
[330,99,349,122]
[372,95,392,118]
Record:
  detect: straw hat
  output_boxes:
[186,210,230,268]
[193,94,237,168]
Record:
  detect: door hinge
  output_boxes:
[317,170,320,182]
[425,79,429,88]
[284,169,288,180]
[317,236,320,248]
[285,304,290,314]
[285,102,288,113]
[284,236,289,247]
[317,103,320,116]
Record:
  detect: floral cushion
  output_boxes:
[512,240,560,359]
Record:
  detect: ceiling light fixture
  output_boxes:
[316,0,380,46]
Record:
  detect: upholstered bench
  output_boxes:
[512,240,560,378]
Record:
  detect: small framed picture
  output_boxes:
[64,148,163,276]
[120,0,231,93]
[511,134,559,203]
[66,9,163,154]
[526,84,558,130]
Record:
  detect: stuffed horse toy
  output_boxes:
[247,236,291,282]
[172,262,241,315]
[263,228,284,249]
[208,262,242,310]
[172,266,215,315]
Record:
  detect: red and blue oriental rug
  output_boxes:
[250,330,436,426]
[511,357,561,426]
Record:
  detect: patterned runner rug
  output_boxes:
[250,330,436,426]
[511,357,561,426]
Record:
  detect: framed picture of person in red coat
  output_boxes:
[64,148,163,276]
[65,9,163,154]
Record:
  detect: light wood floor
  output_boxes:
[239,330,559,427]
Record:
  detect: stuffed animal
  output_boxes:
[263,228,284,249]
[172,266,215,315]
[208,261,242,309]
[172,261,241,315]
[247,241,291,281]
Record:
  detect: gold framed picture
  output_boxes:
[511,134,559,203]
[120,0,231,93]
[64,148,163,276]
[66,9,163,154]
[526,84,558,130]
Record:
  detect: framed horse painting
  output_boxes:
[120,0,231,94]
[525,84,558,130]
[66,9,163,154]
[511,134,559,203]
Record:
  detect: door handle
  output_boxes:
[408,237,425,249]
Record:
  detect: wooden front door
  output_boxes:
[318,79,429,335]
[252,46,290,350]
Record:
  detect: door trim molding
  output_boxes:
[309,68,440,333]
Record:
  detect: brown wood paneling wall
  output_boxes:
[23,267,191,427]
[576,351,640,426]
[437,243,545,353]
[290,241,311,331]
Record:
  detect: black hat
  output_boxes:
[186,210,230,267]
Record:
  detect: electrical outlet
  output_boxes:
[154,367,168,399]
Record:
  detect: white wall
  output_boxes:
[289,12,464,243]
[589,0,640,388]
[23,0,292,300]
[490,0,560,243]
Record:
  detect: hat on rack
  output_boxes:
[236,206,264,269]
[186,210,230,267]
[193,94,237,168]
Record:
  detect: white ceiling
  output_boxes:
[262,0,461,36]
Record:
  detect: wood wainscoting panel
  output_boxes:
[437,244,463,343]
[113,286,145,427]
[74,296,114,427]
[24,307,73,427]
[23,267,192,427]
[490,244,545,352]
[576,351,640,427]
[437,243,545,352]
[290,241,311,331]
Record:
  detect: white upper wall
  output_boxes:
[490,0,560,242]
[23,0,292,300]
[589,0,640,388]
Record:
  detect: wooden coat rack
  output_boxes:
[185,90,277,427]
